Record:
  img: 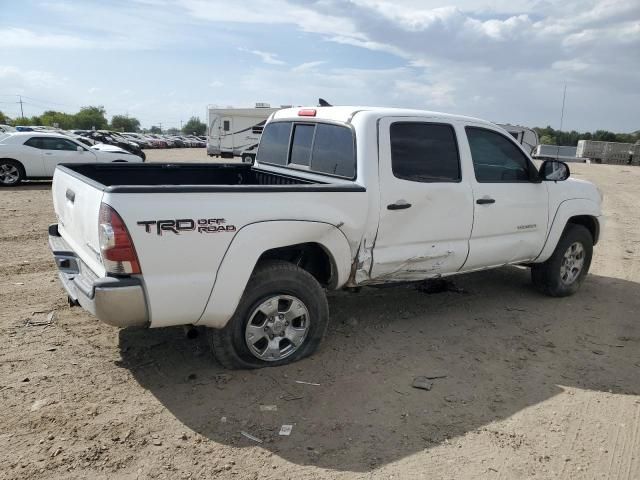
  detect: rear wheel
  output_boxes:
[0,160,24,187]
[531,224,593,297]
[207,260,329,369]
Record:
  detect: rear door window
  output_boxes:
[390,122,460,182]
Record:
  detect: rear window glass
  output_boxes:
[258,121,355,178]
[311,124,355,177]
[290,124,314,166]
[257,122,291,166]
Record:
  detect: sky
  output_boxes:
[0,0,638,132]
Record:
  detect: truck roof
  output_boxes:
[272,106,493,127]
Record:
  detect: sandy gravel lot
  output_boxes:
[1,150,639,479]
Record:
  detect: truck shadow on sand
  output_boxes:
[118,266,640,472]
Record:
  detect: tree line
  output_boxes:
[0,107,207,135]
[535,126,640,146]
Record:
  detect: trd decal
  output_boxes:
[137,218,237,235]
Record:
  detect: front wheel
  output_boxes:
[207,260,329,369]
[531,224,593,297]
[0,159,24,187]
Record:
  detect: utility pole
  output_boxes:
[18,95,24,119]
[159,122,162,133]
[180,119,183,130]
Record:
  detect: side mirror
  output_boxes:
[539,160,570,181]
[77,146,84,152]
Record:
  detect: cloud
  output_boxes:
[291,61,327,73]
[0,66,62,89]
[239,48,286,65]
[209,80,224,88]
[0,27,95,49]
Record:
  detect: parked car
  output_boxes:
[48,106,603,369]
[0,132,143,186]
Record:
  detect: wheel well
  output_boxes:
[257,243,335,288]
[568,215,599,244]
[0,158,25,173]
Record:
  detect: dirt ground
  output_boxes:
[1,150,639,480]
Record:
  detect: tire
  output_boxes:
[242,154,255,164]
[531,224,593,297]
[207,260,329,369]
[0,159,24,187]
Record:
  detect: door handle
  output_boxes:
[387,202,412,210]
[476,198,495,205]
[66,189,75,203]
[44,152,54,155]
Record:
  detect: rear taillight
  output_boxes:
[98,203,141,275]
[298,109,317,117]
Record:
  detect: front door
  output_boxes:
[462,125,549,270]
[41,137,90,176]
[369,118,474,282]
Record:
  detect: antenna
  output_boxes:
[557,83,567,160]
[559,83,567,131]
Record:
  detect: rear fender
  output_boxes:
[197,221,351,328]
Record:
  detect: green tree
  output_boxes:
[111,115,141,132]
[0,110,8,124]
[74,106,108,130]
[593,130,617,142]
[149,125,162,134]
[182,116,206,136]
[167,127,180,135]
[39,110,75,129]
[539,135,556,145]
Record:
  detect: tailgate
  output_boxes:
[52,167,106,278]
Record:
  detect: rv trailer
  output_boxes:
[207,104,280,162]
[498,124,540,155]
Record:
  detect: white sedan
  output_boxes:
[0,132,143,186]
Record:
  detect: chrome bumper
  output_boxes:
[48,224,149,328]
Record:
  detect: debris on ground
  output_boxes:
[259,404,277,411]
[240,431,263,443]
[411,377,434,391]
[295,380,321,386]
[279,425,293,436]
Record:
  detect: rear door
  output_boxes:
[461,125,549,270]
[370,118,474,281]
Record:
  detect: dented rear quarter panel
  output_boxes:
[104,187,370,328]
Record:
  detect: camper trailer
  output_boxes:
[207,104,280,162]
[498,124,539,155]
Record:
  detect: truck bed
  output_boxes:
[60,163,322,193]
[58,163,365,193]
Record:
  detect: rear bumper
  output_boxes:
[48,224,149,328]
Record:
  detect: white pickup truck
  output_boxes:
[48,106,603,369]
